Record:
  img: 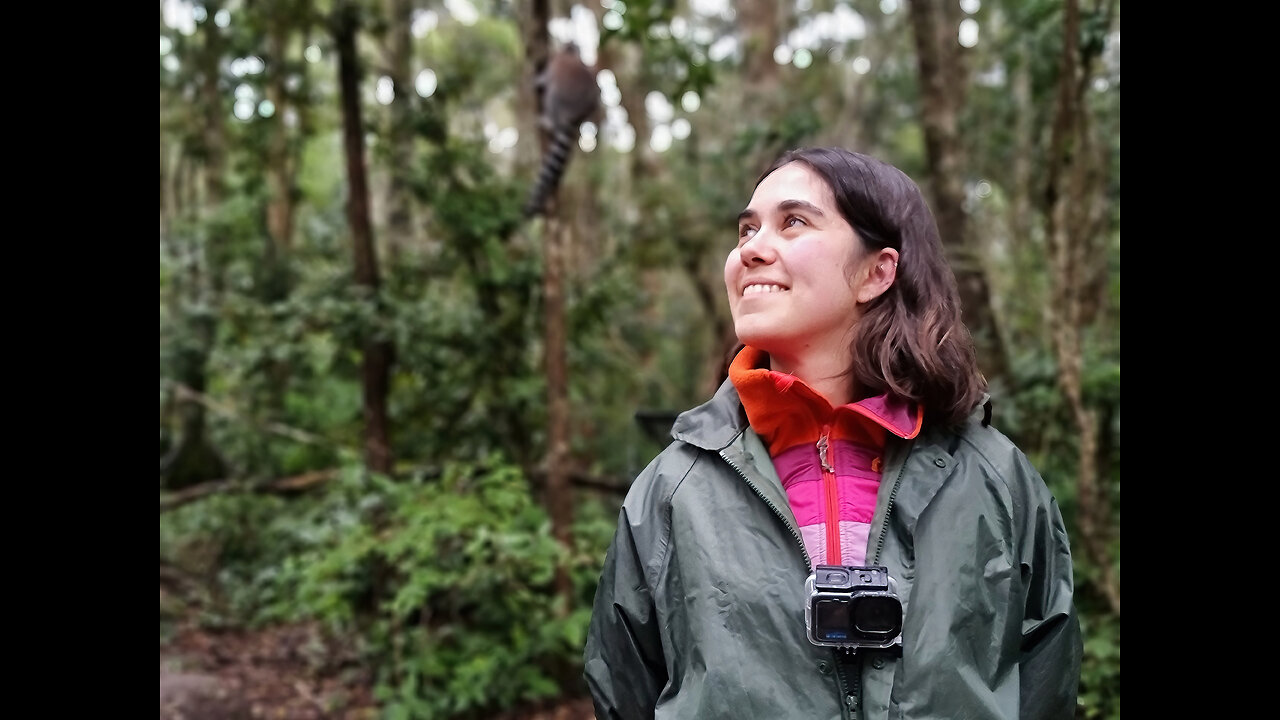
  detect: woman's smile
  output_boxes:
[741,283,790,296]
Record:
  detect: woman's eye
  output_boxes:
[785,215,806,228]
[738,226,757,240]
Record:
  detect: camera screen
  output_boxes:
[814,599,852,641]
[853,596,902,635]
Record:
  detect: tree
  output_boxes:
[161,0,231,490]
[525,0,575,610]
[381,0,416,261]
[333,0,393,475]
[1042,0,1120,617]
[907,0,1011,389]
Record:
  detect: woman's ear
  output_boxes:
[856,249,900,304]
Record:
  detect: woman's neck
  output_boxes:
[767,348,855,407]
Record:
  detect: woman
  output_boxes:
[584,147,1081,720]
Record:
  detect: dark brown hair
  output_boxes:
[755,147,987,428]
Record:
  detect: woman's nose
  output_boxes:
[739,231,775,265]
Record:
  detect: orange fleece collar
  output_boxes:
[728,346,923,453]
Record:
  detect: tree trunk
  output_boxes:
[738,0,780,96]
[525,0,574,611]
[999,35,1042,360]
[518,0,550,176]
[161,0,229,489]
[1009,37,1036,297]
[1042,0,1119,617]
[259,7,303,441]
[265,16,295,261]
[335,1,393,476]
[384,0,415,262]
[907,0,1010,391]
[543,214,574,609]
[826,6,899,152]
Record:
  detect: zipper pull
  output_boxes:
[817,428,834,473]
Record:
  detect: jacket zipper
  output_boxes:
[817,425,841,565]
[871,457,907,565]
[842,447,908,719]
[719,449,811,568]
[722,446,858,719]
[835,653,860,720]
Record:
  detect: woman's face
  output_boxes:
[725,162,872,364]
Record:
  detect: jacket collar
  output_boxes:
[726,346,923,441]
[671,347,925,452]
[671,376,751,452]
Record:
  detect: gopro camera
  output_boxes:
[805,565,903,650]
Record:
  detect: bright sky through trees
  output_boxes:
[161,0,1025,154]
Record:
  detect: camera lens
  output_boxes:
[853,596,902,635]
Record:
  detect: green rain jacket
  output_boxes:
[584,379,1082,720]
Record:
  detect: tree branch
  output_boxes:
[159,466,631,515]
[159,470,339,514]
[162,379,333,447]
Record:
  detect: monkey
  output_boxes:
[523,42,601,219]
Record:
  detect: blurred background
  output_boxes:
[159,0,1120,717]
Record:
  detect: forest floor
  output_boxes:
[159,617,595,720]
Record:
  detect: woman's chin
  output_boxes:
[733,326,788,354]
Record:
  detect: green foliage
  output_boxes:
[297,133,346,210]
[600,0,716,99]
[1077,612,1121,719]
[161,485,317,629]
[1001,330,1119,720]
[417,18,522,110]
[161,457,616,719]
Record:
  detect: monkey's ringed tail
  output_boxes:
[523,127,578,218]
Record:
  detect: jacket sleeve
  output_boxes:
[583,501,668,720]
[1014,453,1084,720]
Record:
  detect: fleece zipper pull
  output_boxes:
[817,425,840,564]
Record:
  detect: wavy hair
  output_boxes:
[754,147,987,428]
